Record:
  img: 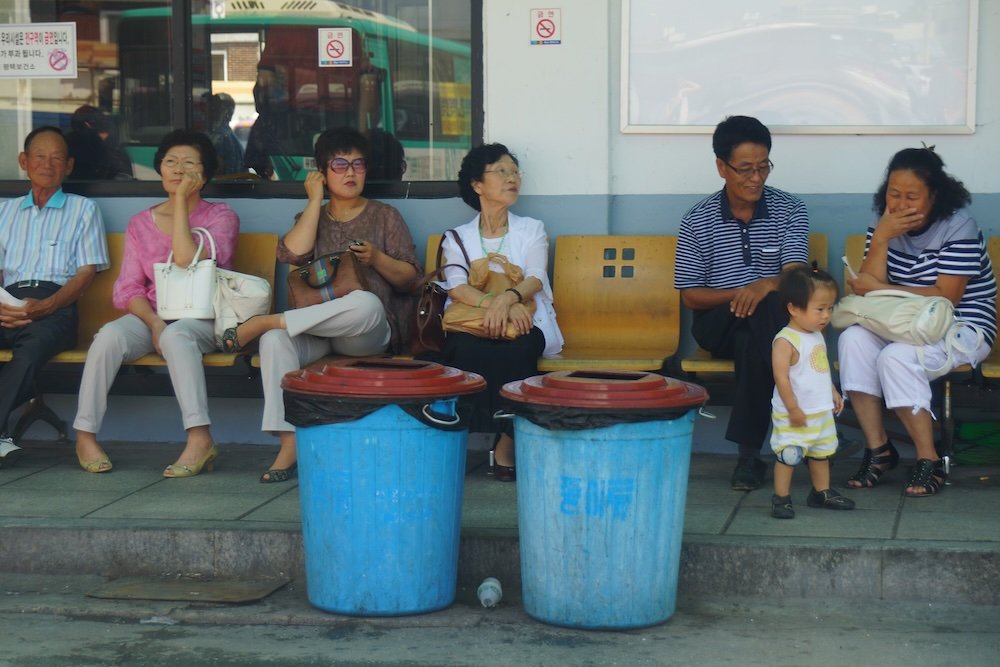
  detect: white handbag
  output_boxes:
[831,289,955,346]
[154,227,217,320]
[213,266,272,349]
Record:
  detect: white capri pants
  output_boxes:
[74,315,217,433]
[837,324,992,416]
[258,290,391,433]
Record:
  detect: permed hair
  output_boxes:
[313,127,370,172]
[873,147,971,224]
[153,129,219,182]
[457,143,518,211]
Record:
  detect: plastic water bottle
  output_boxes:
[477,577,502,608]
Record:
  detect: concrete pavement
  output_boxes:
[1,439,998,607]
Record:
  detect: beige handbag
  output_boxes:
[442,252,536,340]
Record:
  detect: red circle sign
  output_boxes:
[49,49,69,71]
[536,19,555,39]
[326,39,344,59]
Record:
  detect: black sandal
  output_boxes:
[904,458,947,497]
[260,463,297,484]
[847,440,899,488]
[221,316,263,354]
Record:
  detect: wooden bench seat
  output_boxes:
[680,233,828,375]
[2,232,278,440]
[419,233,680,372]
[539,235,679,372]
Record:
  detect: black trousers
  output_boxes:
[691,292,788,457]
[431,328,545,437]
[0,284,77,435]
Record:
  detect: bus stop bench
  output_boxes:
[416,233,680,373]
[2,232,278,442]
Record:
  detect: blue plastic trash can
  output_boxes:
[282,358,485,616]
[501,370,708,629]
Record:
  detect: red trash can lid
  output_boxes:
[282,358,486,399]
[500,370,708,410]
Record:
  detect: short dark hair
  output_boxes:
[314,127,370,172]
[23,126,67,153]
[873,147,971,224]
[457,143,518,211]
[153,129,219,182]
[712,116,772,161]
[778,266,838,310]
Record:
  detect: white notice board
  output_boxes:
[0,23,77,79]
[621,0,978,134]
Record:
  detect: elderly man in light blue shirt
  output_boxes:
[0,126,109,467]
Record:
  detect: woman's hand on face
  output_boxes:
[875,207,925,240]
[304,171,326,202]
[175,168,203,199]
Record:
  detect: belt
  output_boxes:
[7,280,61,290]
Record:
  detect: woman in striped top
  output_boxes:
[838,147,996,497]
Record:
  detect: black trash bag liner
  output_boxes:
[502,399,697,431]
[284,392,473,431]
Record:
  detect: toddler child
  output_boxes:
[770,266,855,519]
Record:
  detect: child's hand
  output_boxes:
[788,406,807,428]
[832,388,844,415]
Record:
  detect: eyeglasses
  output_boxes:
[483,167,523,180]
[724,159,774,179]
[329,157,368,174]
[162,157,202,170]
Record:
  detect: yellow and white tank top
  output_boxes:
[771,327,834,414]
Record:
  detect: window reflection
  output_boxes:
[0,1,472,183]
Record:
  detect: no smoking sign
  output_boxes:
[530,8,562,46]
[318,28,352,68]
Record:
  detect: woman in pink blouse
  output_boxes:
[73,130,239,477]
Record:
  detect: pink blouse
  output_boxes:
[113,200,240,311]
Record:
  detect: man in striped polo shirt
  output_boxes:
[0,126,110,468]
[675,116,809,490]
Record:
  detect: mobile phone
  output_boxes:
[841,255,858,279]
[349,240,363,251]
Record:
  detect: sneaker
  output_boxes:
[806,487,856,510]
[731,457,767,491]
[0,436,22,469]
[771,494,795,519]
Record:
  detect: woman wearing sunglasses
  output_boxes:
[223,127,421,482]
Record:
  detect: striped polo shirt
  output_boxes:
[0,189,109,287]
[865,209,997,346]
[674,186,810,291]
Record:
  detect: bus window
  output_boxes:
[115,0,472,182]
[0,1,473,185]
